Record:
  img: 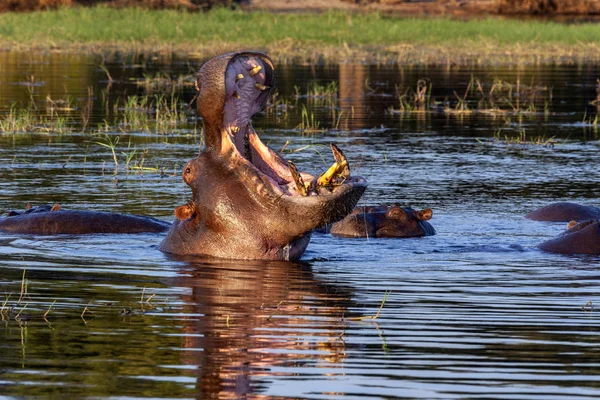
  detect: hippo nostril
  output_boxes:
[185,167,191,175]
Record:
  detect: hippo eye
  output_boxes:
[185,167,191,174]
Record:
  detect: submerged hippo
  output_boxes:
[158,52,366,260]
[0,52,366,261]
[525,202,600,222]
[538,219,600,255]
[328,205,435,238]
[0,203,169,234]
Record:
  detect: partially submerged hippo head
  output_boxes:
[159,52,367,260]
[538,219,600,255]
[329,205,435,238]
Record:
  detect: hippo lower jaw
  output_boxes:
[159,52,367,261]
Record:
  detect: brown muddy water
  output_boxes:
[1,52,600,399]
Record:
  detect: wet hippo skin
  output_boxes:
[538,219,600,255]
[0,204,170,234]
[525,202,600,222]
[157,51,366,260]
[328,205,436,238]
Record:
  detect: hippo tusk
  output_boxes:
[287,161,308,196]
[314,144,351,189]
[249,65,262,76]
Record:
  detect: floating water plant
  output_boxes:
[135,72,195,92]
[478,129,557,147]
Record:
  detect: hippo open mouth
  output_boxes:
[159,52,367,260]
[207,52,365,204]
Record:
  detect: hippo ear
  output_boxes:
[386,206,404,219]
[416,208,433,221]
[174,203,196,221]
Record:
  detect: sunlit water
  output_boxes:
[1,52,600,399]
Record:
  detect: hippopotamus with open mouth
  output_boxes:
[0,52,367,261]
[158,52,366,260]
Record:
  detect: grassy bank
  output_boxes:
[1,6,600,64]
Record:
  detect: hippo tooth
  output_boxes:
[51,203,61,212]
[330,143,350,178]
[287,161,308,196]
[330,143,347,166]
[567,220,578,230]
[316,161,340,188]
[236,73,244,81]
[255,83,269,91]
[249,65,262,76]
[315,152,350,189]
[231,126,240,133]
[232,92,240,99]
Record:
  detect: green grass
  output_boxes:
[1,6,600,63]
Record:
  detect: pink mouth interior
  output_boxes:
[221,55,317,196]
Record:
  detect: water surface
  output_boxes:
[1,52,600,399]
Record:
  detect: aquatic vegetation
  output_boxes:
[134,72,195,92]
[117,94,195,134]
[582,111,599,127]
[296,105,323,133]
[94,134,120,167]
[295,81,339,103]
[0,267,164,324]
[345,290,391,322]
[0,91,197,135]
[478,129,558,147]
[390,76,553,117]
[393,78,432,113]
[0,103,73,134]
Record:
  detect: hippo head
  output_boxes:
[329,205,435,238]
[538,219,600,255]
[375,206,435,238]
[159,52,367,261]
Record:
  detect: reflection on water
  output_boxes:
[1,52,600,398]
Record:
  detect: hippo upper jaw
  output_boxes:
[159,51,366,260]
